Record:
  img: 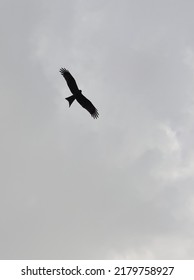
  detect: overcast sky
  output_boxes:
[1,0,194,259]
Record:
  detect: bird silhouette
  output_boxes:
[60,68,99,119]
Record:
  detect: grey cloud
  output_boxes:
[1,0,194,259]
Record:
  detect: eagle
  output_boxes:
[60,68,99,119]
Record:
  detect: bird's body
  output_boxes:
[60,68,99,119]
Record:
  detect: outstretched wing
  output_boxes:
[60,68,79,94]
[77,94,99,119]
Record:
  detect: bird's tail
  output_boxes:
[65,95,76,107]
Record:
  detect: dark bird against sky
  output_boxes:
[60,68,99,119]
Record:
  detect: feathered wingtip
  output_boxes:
[91,109,99,119]
[59,68,69,75]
